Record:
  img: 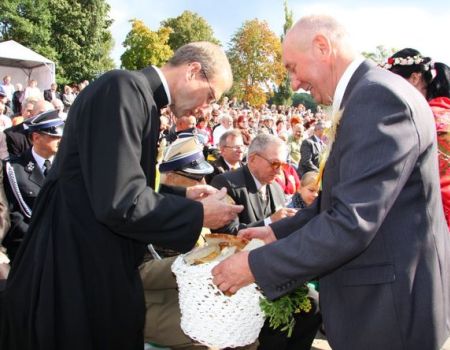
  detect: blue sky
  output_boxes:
[106,0,450,67]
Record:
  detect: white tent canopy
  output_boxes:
[0,40,56,91]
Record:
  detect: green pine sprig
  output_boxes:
[259,285,312,337]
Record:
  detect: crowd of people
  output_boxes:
[0,13,449,350]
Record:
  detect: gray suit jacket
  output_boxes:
[298,135,322,176]
[249,61,450,350]
[210,165,285,234]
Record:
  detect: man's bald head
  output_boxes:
[284,15,355,58]
[32,100,54,117]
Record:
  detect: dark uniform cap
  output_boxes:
[159,136,213,175]
[25,109,64,137]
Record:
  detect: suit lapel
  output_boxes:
[243,166,265,220]
[341,60,373,109]
[24,150,45,187]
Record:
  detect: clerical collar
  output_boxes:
[332,56,365,116]
[32,147,54,173]
[152,66,171,106]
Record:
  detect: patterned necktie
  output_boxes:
[43,159,52,176]
[258,185,267,202]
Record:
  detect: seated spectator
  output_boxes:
[236,115,253,145]
[212,113,233,146]
[288,171,319,209]
[259,114,275,135]
[51,98,67,120]
[210,134,296,234]
[196,116,212,146]
[140,136,214,350]
[209,134,319,350]
[298,121,325,176]
[44,83,62,102]
[287,123,304,168]
[10,96,39,126]
[2,110,64,262]
[206,129,245,183]
[4,99,53,158]
[166,115,197,143]
[274,163,301,201]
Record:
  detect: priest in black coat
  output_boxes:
[0,42,242,350]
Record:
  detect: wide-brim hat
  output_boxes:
[159,136,213,175]
[25,109,64,137]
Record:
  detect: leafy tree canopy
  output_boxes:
[161,10,219,51]
[121,19,173,70]
[227,19,285,107]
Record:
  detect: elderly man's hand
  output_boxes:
[186,184,218,201]
[200,187,244,229]
[238,226,277,244]
[270,207,297,223]
[212,251,255,294]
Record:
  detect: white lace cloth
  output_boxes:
[171,255,265,349]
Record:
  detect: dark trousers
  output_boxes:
[258,289,322,350]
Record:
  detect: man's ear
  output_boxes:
[312,34,331,58]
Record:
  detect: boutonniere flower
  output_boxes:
[316,108,344,186]
[25,161,35,173]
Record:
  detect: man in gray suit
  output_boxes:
[212,15,450,350]
[210,134,296,234]
[298,121,324,176]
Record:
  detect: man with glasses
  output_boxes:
[140,136,213,350]
[1,42,244,350]
[210,134,296,234]
[206,129,245,183]
[210,134,318,350]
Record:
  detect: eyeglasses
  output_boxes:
[255,153,287,170]
[224,145,245,152]
[174,171,205,182]
[201,68,217,104]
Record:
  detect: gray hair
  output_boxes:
[248,133,286,156]
[167,42,233,90]
[219,129,242,147]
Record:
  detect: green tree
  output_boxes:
[1,0,115,84]
[272,0,293,106]
[121,19,173,70]
[291,92,317,112]
[0,0,57,61]
[362,45,396,65]
[49,0,115,84]
[161,10,219,51]
[227,19,285,107]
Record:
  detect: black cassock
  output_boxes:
[0,67,203,350]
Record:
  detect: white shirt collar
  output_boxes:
[152,66,171,106]
[332,56,365,115]
[32,147,54,174]
[224,160,240,170]
[249,169,265,193]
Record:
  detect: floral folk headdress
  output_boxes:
[381,54,436,79]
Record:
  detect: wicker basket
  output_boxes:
[171,255,265,348]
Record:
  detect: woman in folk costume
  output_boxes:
[384,48,450,230]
